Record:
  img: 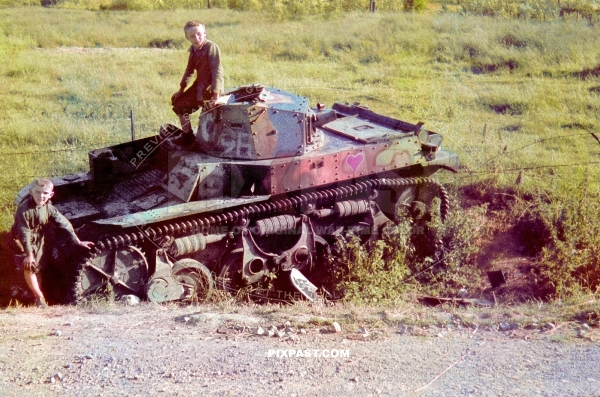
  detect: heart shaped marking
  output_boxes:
[346,153,364,173]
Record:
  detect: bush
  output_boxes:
[99,0,149,11]
[328,197,488,303]
[403,0,426,12]
[529,181,600,297]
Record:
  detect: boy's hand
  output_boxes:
[207,92,220,109]
[23,253,36,272]
[78,241,95,250]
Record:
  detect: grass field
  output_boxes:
[1,4,600,301]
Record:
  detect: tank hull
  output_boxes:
[14,86,458,304]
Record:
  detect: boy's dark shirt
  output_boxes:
[10,197,78,256]
[180,40,225,101]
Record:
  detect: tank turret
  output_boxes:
[197,84,324,160]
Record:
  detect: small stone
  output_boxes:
[499,323,510,332]
[285,326,295,333]
[284,321,291,327]
[397,325,407,335]
[85,354,94,360]
[545,322,556,330]
[49,376,55,384]
[54,373,63,381]
[253,327,265,336]
[351,377,359,382]
[53,330,62,337]
[267,330,275,337]
[331,322,342,333]
[582,323,591,330]
[65,322,73,327]
[276,330,285,338]
[184,317,191,322]
[120,295,140,305]
[509,322,520,330]
[300,329,306,334]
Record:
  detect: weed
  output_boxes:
[327,195,488,303]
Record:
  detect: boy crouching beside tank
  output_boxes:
[8,178,94,308]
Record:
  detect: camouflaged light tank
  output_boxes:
[16,85,458,304]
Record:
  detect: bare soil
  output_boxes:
[1,301,599,397]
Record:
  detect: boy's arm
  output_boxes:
[14,210,34,254]
[13,210,37,270]
[179,48,196,91]
[48,205,94,249]
[209,43,224,96]
[172,48,195,102]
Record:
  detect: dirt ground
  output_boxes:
[1,301,599,397]
[1,198,598,396]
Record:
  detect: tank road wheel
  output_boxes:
[172,259,214,303]
[217,250,245,296]
[75,246,149,303]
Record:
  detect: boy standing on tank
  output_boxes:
[170,20,224,148]
[9,178,94,308]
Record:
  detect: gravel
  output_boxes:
[0,304,598,396]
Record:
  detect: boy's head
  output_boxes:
[30,178,54,207]
[184,20,206,49]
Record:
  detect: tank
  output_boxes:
[15,85,459,304]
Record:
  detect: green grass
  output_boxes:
[1,5,600,299]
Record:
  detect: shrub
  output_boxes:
[529,180,600,297]
[99,0,149,11]
[328,196,488,303]
[403,0,426,12]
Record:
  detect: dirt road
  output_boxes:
[0,303,599,397]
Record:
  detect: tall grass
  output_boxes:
[0,0,422,13]
[1,6,600,298]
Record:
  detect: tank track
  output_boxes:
[71,176,449,304]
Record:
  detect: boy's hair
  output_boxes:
[32,178,54,190]
[184,20,205,33]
